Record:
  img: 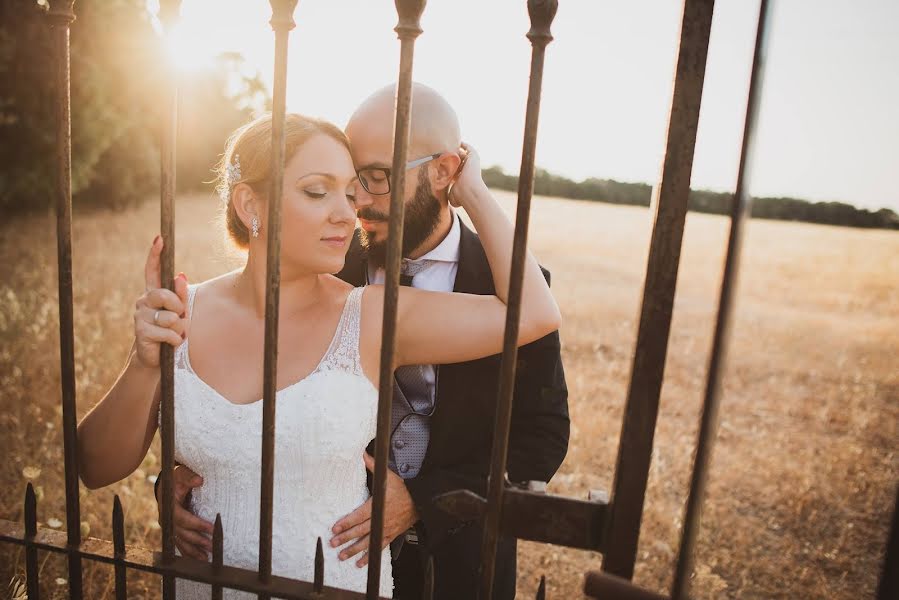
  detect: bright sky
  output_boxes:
[160,0,899,212]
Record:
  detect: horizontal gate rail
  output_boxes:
[436,487,609,551]
[584,571,668,600]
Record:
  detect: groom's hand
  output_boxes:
[329,452,419,567]
[155,464,214,561]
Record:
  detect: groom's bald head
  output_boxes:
[346,83,464,266]
[346,82,461,162]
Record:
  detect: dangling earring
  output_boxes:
[251,216,260,238]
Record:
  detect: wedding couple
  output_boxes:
[77,83,570,599]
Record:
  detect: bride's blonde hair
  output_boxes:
[215,113,351,249]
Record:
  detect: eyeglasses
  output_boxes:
[356,153,441,195]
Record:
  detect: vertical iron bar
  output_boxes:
[212,514,223,600]
[259,3,298,598]
[478,2,557,597]
[366,1,426,598]
[46,1,82,597]
[157,2,181,598]
[602,0,716,580]
[25,483,39,600]
[112,495,127,600]
[670,1,771,596]
[313,537,324,593]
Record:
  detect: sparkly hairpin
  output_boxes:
[226,153,241,184]
[220,154,242,203]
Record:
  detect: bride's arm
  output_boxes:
[363,148,561,368]
[77,237,188,489]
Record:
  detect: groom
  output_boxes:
[157,83,569,599]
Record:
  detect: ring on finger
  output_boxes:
[154,310,160,325]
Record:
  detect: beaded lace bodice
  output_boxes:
[166,284,391,598]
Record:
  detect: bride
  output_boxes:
[75,112,560,598]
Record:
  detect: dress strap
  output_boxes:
[174,284,199,370]
[318,287,365,376]
[186,283,198,318]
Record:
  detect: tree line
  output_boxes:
[483,167,899,230]
[3,0,895,232]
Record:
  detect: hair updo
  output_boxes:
[215,113,351,249]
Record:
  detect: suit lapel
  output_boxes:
[453,220,493,295]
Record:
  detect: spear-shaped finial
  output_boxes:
[112,495,128,599]
[211,513,223,600]
[313,536,324,592]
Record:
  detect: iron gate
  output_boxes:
[1,1,896,599]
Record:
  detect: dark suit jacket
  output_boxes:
[337,221,570,598]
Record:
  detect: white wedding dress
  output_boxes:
[164,284,393,598]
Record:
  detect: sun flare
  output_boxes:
[163,21,219,73]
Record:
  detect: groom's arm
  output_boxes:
[405,326,569,550]
[506,326,569,484]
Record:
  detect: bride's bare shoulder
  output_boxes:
[185,271,241,313]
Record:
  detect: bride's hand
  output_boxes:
[133,236,189,369]
[447,142,485,209]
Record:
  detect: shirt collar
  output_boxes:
[366,211,461,282]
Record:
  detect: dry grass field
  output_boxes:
[1,190,897,599]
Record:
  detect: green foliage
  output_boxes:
[0,0,268,214]
[483,166,899,231]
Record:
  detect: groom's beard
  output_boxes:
[358,167,442,270]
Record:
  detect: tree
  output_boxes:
[0,0,268,214]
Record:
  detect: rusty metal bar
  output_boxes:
[156,2,181,599]
[258,2,298,598]
[0,518,387,599]
[366,1,426,597]
[478,1,557,596]
[602,0,716,580]
[112,495,127,600]
[584,571,669,600]
[437,486,608,551]
[25,484,39,600]
[46,1,82,597]
[670,1,771,597]
[212,514,224,599]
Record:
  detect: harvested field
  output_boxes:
[1,190,896,599]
